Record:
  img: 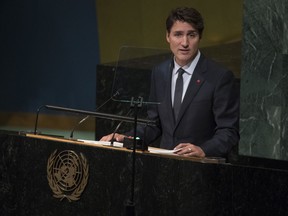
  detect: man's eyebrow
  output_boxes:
[173,30,184,33]
[188,30,198,33]
[172,30,198,33]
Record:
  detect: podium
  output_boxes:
[1,131,288,215]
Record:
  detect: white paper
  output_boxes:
[78,139,184,155]
[148,147,183,155]
[78,139,123,148]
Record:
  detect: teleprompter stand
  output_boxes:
[125,96,144,216]
[34,103,156,216]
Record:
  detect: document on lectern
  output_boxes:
[78,139,124,148]
[148,147,183,155]
[78,139,182,155]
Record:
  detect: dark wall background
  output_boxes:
[0,0,99,113]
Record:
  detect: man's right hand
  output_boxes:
[100,133,127,142]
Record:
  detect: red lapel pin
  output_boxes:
[196,79,201,84]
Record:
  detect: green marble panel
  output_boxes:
[240,0,288,160]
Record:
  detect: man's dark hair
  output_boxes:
[166,7,204,38]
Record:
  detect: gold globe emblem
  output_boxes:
[47,150,89,201]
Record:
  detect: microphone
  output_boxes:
[34,105,46,134]
[110,108,133,146]
[69,89,122,139]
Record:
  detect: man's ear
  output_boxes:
[166,32,170,43]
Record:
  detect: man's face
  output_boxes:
[166,21,201,66]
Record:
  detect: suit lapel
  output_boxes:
[162,60,175,126]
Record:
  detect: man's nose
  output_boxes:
[181,36,189,47]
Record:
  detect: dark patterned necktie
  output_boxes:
[173,68,185,120]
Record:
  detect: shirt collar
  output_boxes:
[173,50,201,75]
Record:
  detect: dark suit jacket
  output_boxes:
[137,53,239,157]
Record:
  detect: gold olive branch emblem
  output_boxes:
[47,150,89,202]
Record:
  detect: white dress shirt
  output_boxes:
[171,51,201,106]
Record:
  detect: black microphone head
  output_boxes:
[113,88,123,98]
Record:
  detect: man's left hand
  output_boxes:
[174,143,205,158]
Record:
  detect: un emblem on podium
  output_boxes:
[47,150,89,202]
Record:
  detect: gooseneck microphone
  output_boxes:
[110,108,133,146]
[34,105,46,134]
[69,89,122,139]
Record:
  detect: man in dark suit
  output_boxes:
[101,7,239,158]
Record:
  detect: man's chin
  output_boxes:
[176,56,194,64]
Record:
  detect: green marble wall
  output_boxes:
[240,0,288,160]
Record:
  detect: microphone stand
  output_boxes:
[125,96,143,216]
[34,105,156,136]
[33,102,156,216]
[70,89,122,139]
